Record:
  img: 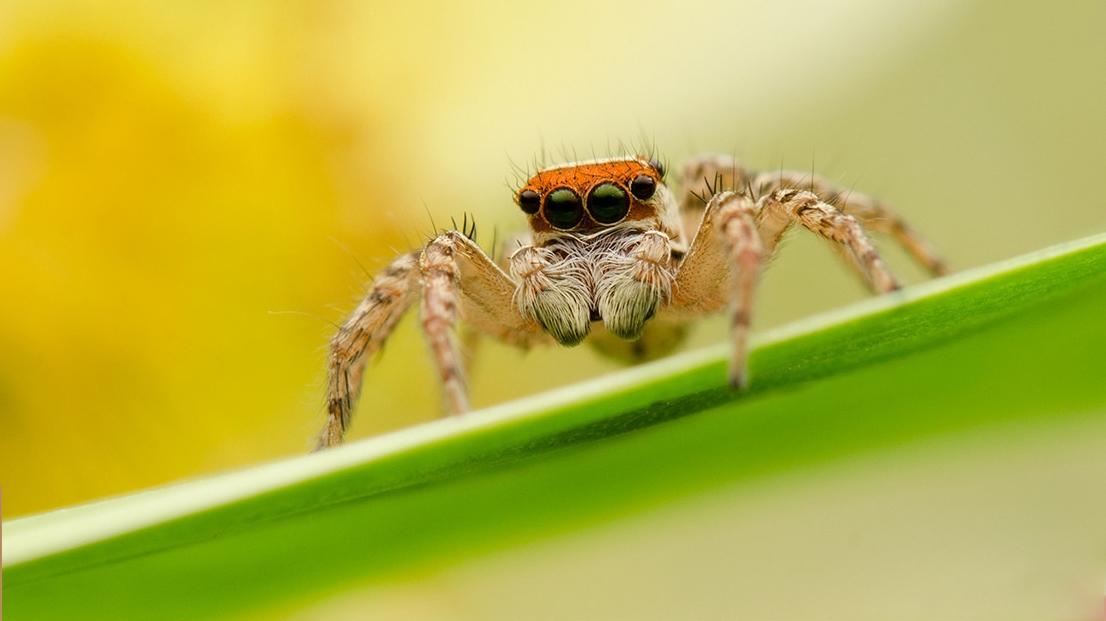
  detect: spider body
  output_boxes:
[316,153,949,449]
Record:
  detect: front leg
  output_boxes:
[420,233,471,416]
[420,230,547,415]
[668,190,764,388]
[319,231,543,450]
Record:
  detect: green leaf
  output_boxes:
[6,233,1106,620]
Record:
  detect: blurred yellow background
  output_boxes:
[2,0,1104,520]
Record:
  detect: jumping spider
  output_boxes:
[316,153,949,449]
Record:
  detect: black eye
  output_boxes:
[647,157,665,179]
[629,174,656,200]
[587,182,629,224]
[545,187,583,229]
[518,189,540,214]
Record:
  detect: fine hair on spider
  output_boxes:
[314,152,950,450]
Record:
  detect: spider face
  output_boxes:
[516,156,667,237]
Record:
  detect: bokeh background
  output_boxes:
[1,0,1104,534]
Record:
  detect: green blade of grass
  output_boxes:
[5,233,1106,620]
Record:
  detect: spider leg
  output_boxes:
[318,252,420,450]
[759,187,902,294]
[755,170,951,277]
[318,231,544,450]
[421,230,548,418]
[719,193,764,388]
[665,155,939,390]
[666,190,763,388]
[419,235,470,417]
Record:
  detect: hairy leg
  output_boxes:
[667,189,763,388]
[318,230,544,450]
[756,170,951,277]
[318,252,420,449]
[758,187,902,294]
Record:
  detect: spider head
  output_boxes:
[515,156,672,239]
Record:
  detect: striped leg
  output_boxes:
[759,187,902,294]
[669,189,763,388]
[318,252,420,450]
[756,170,951,277]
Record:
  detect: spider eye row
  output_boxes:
[517,174,658,229]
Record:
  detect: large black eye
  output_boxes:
[629,174,656,200]
[544,187,583,229]
[587,182,629,224]
[518,189,540,214]
[647,157,666,179]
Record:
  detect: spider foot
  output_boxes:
[728,367,749,391]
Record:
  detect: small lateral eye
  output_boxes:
[629,174,657,200]
[518,189,541,214]
[647,157,665,179]
[587,182,629,224]
[545,187,583,229]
